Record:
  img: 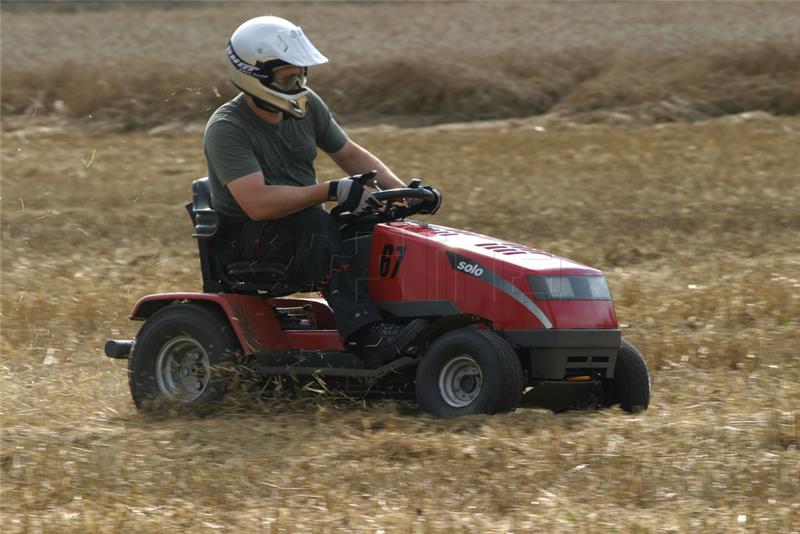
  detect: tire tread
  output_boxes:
[613,338,650,412]
[473,329,523,413]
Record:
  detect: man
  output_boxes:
[204,16,440,367]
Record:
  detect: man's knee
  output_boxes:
[294,207,339,233]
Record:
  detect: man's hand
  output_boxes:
[329,171,383,217]
[407,179,442,215]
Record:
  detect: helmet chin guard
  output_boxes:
[235,83,309,120]
[226,16,328,118]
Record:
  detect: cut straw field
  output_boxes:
[2,1,800,532]
[2,115,799,532]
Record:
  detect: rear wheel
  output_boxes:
[603,338,650,412]
[415,328,523,417]
[128,303,241,411]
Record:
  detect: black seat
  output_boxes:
[187,178,301,296]
[226,260,288,282]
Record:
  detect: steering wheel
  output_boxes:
[332,185,436,223]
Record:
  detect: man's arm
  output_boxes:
[227,172,332,221]
[329,139,405,190]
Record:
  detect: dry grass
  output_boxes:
[2,2,800,532]
[2,2,800,128]
[2,113,799,531]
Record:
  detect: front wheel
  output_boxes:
[603,338,650,412]
[128,303,242,411]
[415,328,523,417]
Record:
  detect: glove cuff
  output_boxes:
[328,181,339,201]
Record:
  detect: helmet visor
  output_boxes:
[272,27,328,67]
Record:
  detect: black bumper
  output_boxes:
[502,329,621,380]
[521,380,603,412]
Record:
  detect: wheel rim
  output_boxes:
[438,355,483,408]
[155,336,211,402]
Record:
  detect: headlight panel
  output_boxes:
[528,275,611,300]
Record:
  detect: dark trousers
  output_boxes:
[221,207,382,339]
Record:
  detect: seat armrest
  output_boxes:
[192,209,219,238]
[189,177,220,238]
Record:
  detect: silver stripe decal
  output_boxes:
[445,251,553,329]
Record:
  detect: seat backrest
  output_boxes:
[186,177,224,292]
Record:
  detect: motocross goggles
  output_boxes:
[267,65,308,92]
[251,60,309,95]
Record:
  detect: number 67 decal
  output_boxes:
[379,244,406,278]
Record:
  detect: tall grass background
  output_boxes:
[2,1,800,128]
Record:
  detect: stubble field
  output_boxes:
[2,2,800,533]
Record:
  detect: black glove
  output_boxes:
[329,171,382,218]
[407,179,442,215]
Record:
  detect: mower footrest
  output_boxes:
[255,356,418,379]
[254,350,362,369]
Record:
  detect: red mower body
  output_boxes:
[366,222,618,331]
[129,221,621,384]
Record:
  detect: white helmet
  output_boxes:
[226,16,328,118]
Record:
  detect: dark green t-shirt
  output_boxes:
[203,90,348,221]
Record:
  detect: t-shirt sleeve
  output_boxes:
[308,90,348,154]
[203,119,262,186]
